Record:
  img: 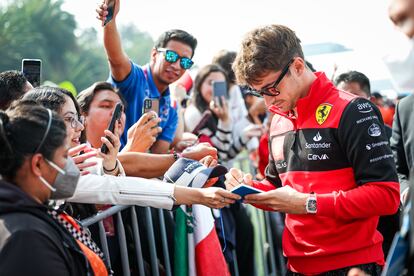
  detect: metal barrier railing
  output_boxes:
[81,205,172,276]
[79,154,284,276]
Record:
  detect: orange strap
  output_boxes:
[61,214,108,276]
[76,240,108,276]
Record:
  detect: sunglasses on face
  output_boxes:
[246,58,294,97]
[157,48,194,70]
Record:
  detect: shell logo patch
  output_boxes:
[315,103,332,125]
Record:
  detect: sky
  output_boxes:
[59,0,405,93]
[60,1,399,78]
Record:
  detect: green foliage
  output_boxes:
[0,0,154,92]
[0,0,76,80]
[120,23,153,65]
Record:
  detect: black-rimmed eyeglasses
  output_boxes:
[245,58,294,97]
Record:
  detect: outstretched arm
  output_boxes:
[96,0,131,81]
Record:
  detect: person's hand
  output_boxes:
[244,185,308,214]
[210,97,230,122]
[96,0,120,27]
[199,156,219,188]
[242,124,264,139]
[122,111,161,153]
[224,168,253,190]
[98,121,121,173]
[389,0,414,38]
[181,142,218,161]
[199,155,218,168]
[174,140,195,153]
[68,143,98,176]
[198,187,241,208]
[174,132,198,153]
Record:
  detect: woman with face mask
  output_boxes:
[0,103,109,275]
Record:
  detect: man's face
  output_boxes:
[337,81,369,99]
[85,90,126,144]
[151,40,193,86]
[250,62,301,113]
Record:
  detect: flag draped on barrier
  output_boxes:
[174,204,229,276]
[192,204,230,276]
[174,205,190,276]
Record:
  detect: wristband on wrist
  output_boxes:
[172,150,181,161]
[103,160,118,173]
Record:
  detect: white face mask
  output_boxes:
[383,32,414,93]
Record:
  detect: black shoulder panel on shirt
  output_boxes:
[337,98,398,185]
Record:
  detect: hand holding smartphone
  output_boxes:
[103,0,116,26]
[101,102,123,154]
[21,59,42,87]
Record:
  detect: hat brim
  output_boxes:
[190,165,228,188]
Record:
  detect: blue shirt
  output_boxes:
[108,62,178,147]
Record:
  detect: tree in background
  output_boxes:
[0,0,153,92]
[120,23,153,65]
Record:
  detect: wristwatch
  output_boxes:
[306,194,317,214]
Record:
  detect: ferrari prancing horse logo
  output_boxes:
[315,103,332,125]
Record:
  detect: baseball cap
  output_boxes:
[163,158,228,188]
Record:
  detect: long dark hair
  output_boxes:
[0,103,66,180]
[192,64,229,114]
[22,86,87,144]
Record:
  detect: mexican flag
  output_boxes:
[174,205,230,276]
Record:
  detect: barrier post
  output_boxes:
[116,212,130,276]
[130,206,145,276]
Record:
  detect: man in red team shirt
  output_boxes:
[225,25,400,275]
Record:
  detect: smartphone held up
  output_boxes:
[212,80,228,107]
[21,59,42,87]
[103,0,116,26]
[142,98,160,115]
[101,102,123,154]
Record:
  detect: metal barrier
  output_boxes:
[81,205,172,276]
[79,154,284,276]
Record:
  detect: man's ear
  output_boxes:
[293,58,306,75]
[31,153,44,177]
[150,48,158,65]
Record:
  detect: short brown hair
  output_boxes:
[77,82,126,114]
[233,25,304,86]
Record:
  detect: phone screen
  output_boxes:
[212,81,228,106]
[143,98,160,115]
[22,59,42,87]
[101,102,123,154]
[104,0,116,26]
